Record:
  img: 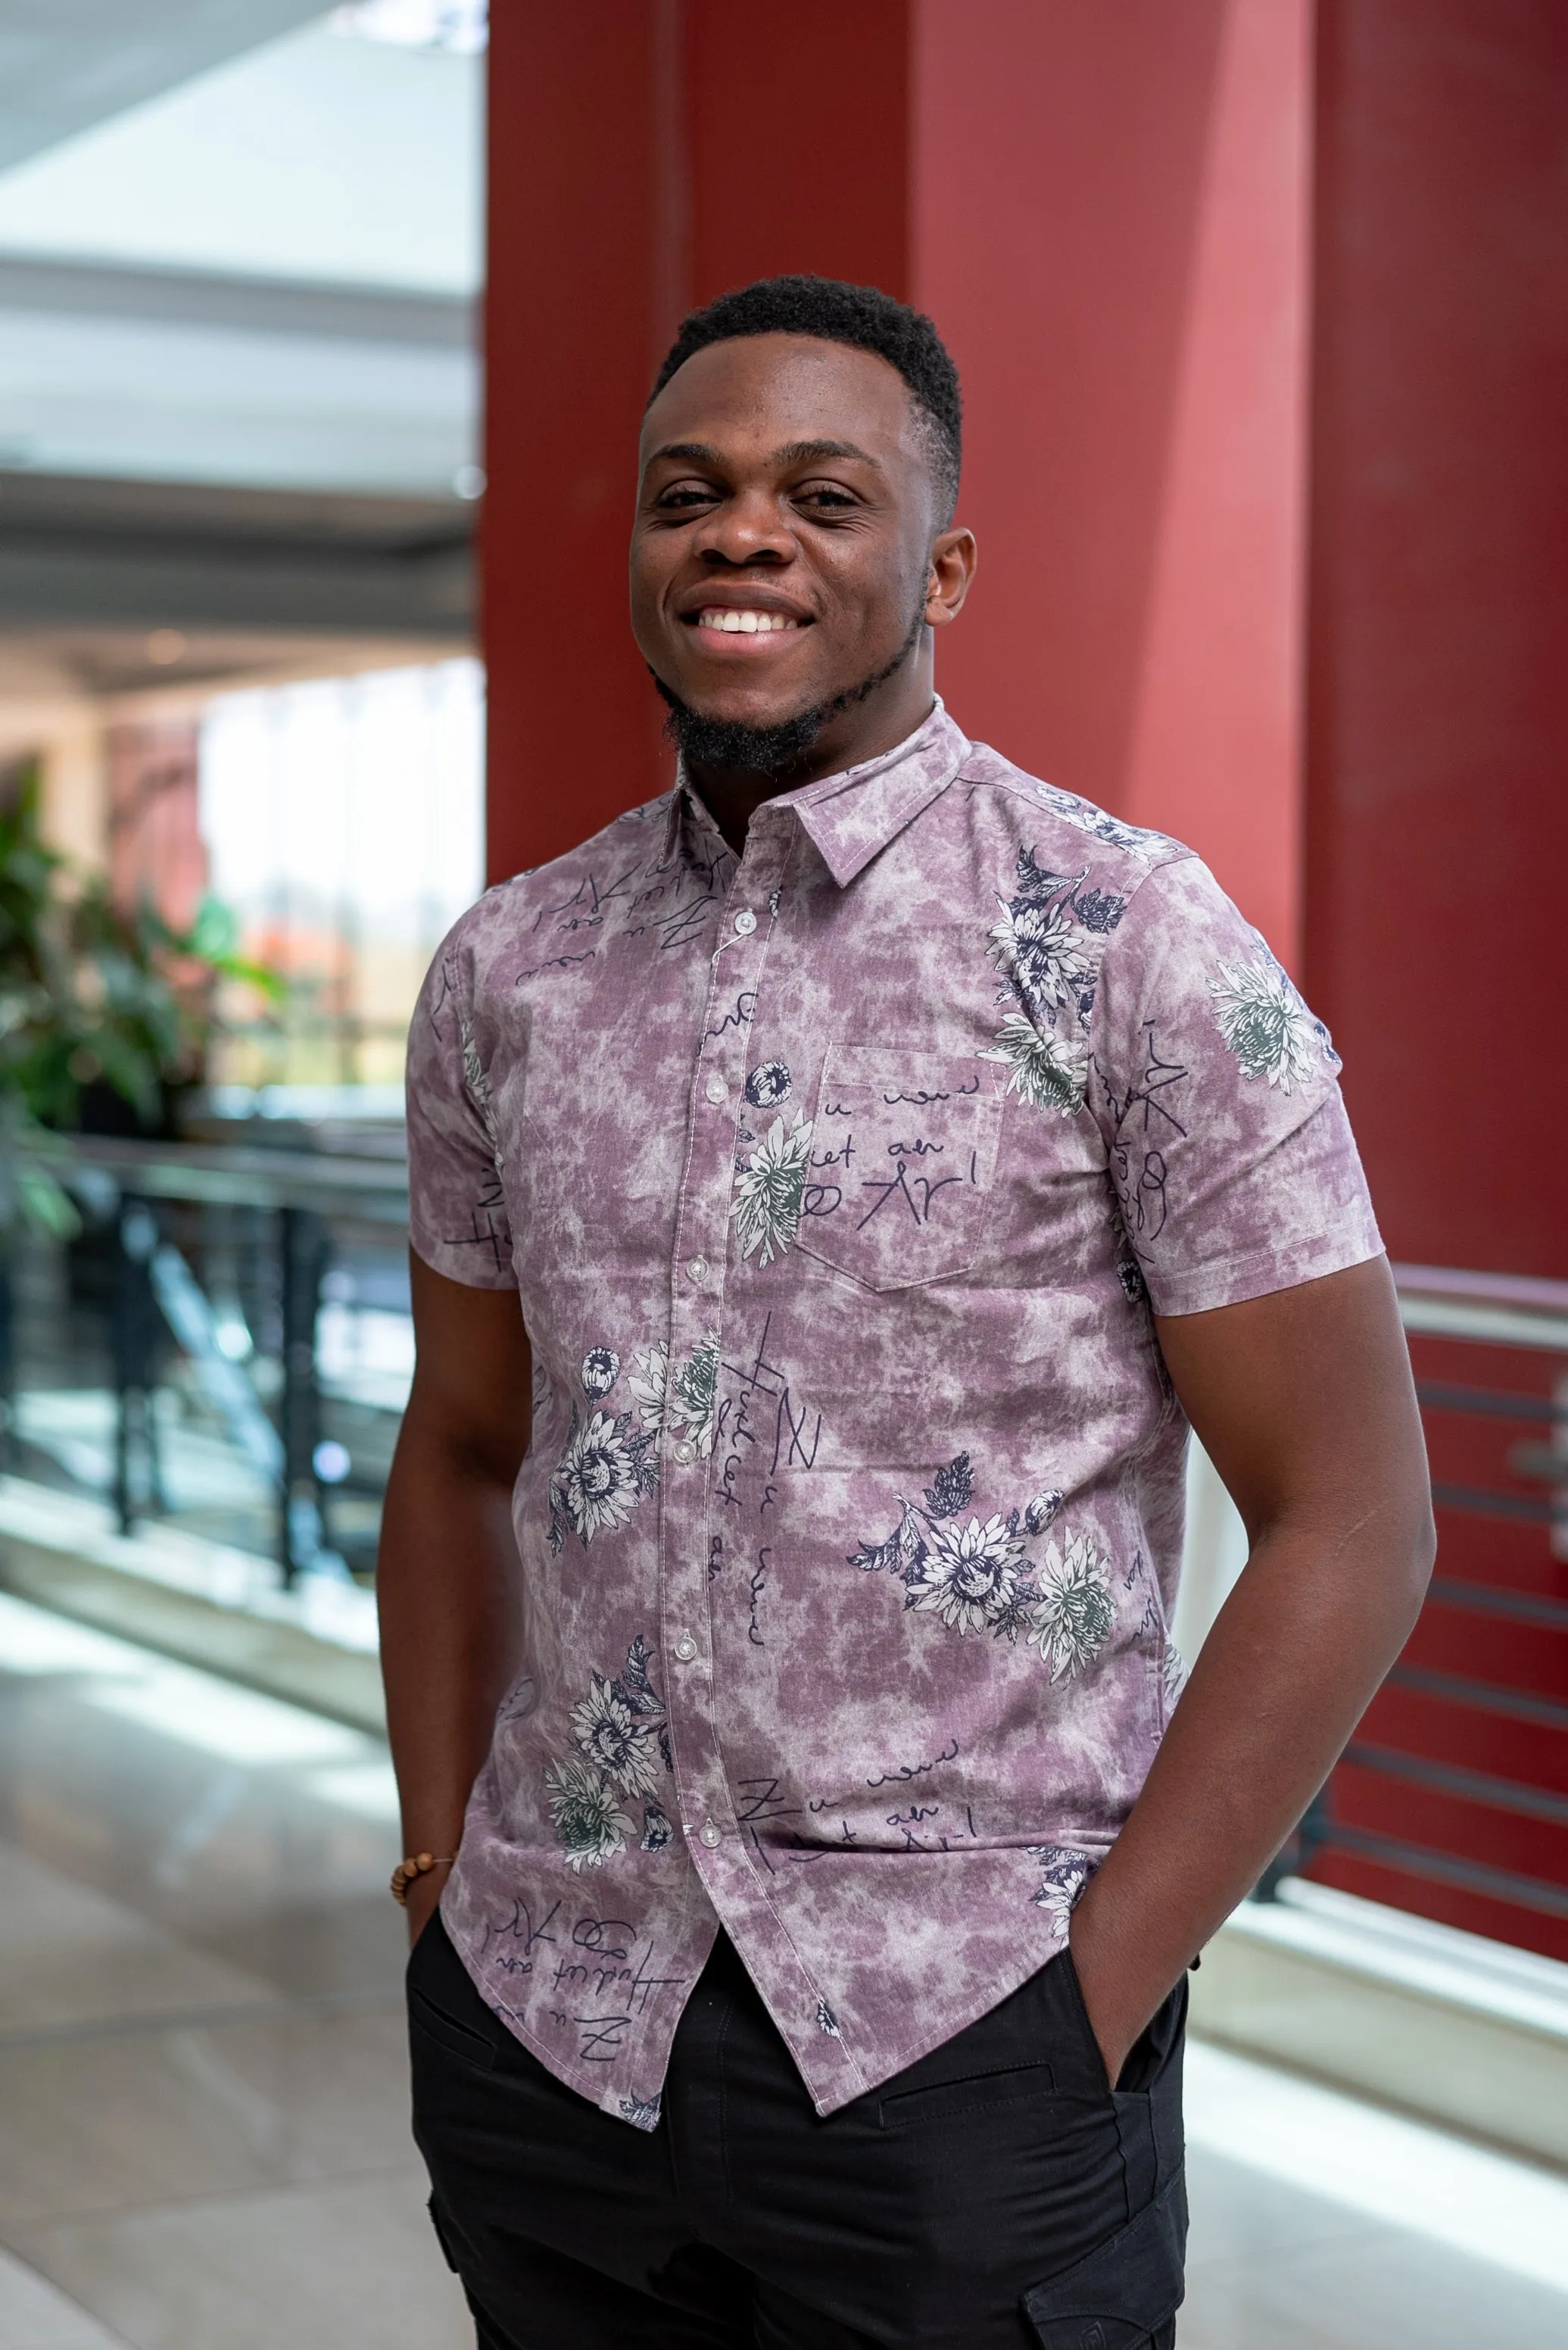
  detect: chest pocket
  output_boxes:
[794,1044,1004,1291]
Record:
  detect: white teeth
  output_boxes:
[697,608,800,635]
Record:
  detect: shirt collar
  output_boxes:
[659,700,970,886]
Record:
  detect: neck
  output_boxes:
[686,667,936,854]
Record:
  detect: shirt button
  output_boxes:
[698,1821,723,1848]
[673,1632,698,1662]
[705,1075,728,1104]
[686,1256,708,1284]
[672,1439,695,1465]
[733,908,757,935]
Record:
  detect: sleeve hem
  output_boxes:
[409,1225,516,1290]
[1145,1224,1384,1319]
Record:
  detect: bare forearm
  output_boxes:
[1070,1503,1429,2073]
[378,1421,524,1858]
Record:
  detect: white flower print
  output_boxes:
[545,1637,670,1871]
[459,1010,503,1169]
[570,1673,663,1796]
[1208,952,1317,1092]
[580,1347,620,1399]
[989,895,1089,1016]
[906,1514,1027,1635]
[1024,1488,1063,1536]
[816,1999,842,2039]
[1117,1259,1149,1308]
[731,1111,814,1266]
[745,1060,792,1109]
[641,1800,674,1852]
[1163,1640,1188,1706]
[628,1340,669,1434]
[628,1334,719,1455]
[980,1013,1086,1115]
[544,1754,633,1872]
[1031,1529,1115,1682]
[670,1334,720,1457]
[550,1406,656,1553]
[619,2094,662,2130]
[1033,786,1166,857]
[1028,1843,1096,1933]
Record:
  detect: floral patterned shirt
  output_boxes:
[406,700,1380,2127]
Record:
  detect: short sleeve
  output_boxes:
[1087,857,1382,1316]
[405,921,515,1289]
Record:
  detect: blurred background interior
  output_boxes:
[0,5,1565,2348]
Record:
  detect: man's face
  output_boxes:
[630,334,960,752]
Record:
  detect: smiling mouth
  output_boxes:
[688,607,806,637]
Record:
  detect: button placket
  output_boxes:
[659,816,794,1882]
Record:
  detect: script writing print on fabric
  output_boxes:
[515,947,597,983]
[806,1740,973,1850]
[476,1903,687,2068]
[706,988,756,1041]
[713,1314,823,1515]
[879,1075,982,1108]
[1092,1019,1190,1250]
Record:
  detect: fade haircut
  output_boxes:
[650,274,962,523]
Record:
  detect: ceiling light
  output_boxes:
[331,2,488,51]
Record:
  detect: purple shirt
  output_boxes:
[406,702,1380,2127]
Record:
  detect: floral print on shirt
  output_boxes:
[545,1635,672,1870]
[547,1404,658,1554]
[731,1111,815,1264]
[406,701,1383,2130]
[849,1456,1109,1676]
[1208,946,1334,1093]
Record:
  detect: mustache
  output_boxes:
[649,607,926,779]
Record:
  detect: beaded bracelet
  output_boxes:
[391,1851,457,1905]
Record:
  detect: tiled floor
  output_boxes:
[2,1585,1566,2350]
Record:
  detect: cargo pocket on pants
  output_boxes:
[1020,2173,1186,2348]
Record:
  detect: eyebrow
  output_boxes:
[643,437,884,472]
[772,438,881,469]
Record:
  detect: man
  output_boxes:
[382,275,1433,2348]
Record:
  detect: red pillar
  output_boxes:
[483,5,911,882]
[485,2,1312,966]
[1304,0,1568,1279]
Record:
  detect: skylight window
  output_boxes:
[330,1,488,51]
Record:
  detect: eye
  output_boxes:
[796,484,859,513]
[653,482,721,513]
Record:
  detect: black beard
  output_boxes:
[651,610,926,780]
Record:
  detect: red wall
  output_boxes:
[914,0,1310,965]
[483,10,663,882]
[682,7,910,309]
[1304,1,1568,1276]
[484,5,912,882]
[485,2,1312,964]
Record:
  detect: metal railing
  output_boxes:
[0,1132,410,1584]
[1273,1263,1568,1948]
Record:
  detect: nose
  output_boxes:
[692,484,792,568]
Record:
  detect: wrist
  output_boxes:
[391,1848,458,1907]
[1067,1900,1137,2087]
[403,1866,448,1945]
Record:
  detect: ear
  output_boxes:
[924,527,977,629]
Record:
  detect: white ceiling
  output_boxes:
[0,11,482,498]
[0,2,327,176]
[0,17,482,293]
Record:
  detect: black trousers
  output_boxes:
[409,1915,1187,2350]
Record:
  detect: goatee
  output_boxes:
[651,611,926,779]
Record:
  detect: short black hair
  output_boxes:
[650,274,962,522]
